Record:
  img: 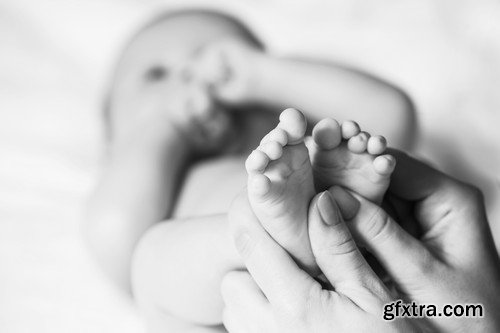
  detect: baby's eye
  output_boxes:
[144,65,168,82]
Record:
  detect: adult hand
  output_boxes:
[221,190,417,333]
[347,149,500,332]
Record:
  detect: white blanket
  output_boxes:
[1,0,499,331]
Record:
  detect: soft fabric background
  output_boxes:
[1,0,499,332]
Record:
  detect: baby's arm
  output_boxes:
[254,57,415,148]
[201,41,415,149]
[85,122,191,291]
[132,213,241,330]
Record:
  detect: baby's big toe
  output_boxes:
[312,118,342,150]
[278,108,307,145]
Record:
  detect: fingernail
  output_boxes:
[318,191,340,226]
[329,186,360,220]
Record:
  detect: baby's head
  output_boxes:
[105,9,263,143]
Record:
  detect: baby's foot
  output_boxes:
[245,108,317,272]
[308,119,396,204]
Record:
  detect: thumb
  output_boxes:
[309,191,384,294]
[228,192,316,308]
[349,194,437,283]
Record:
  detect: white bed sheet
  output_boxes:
[1,0,499,332]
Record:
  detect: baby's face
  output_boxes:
[111,14,248,117]
[110,14,249,149]
[120,14,249,92]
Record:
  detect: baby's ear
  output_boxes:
[327,186,360,221]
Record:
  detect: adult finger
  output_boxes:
[228,192,316,308]
[349,193,437,282]
[327,185,360,220]
[388,149,487,234]
[384,193,420,238]
[388,149,453,201]
[308,191,385,294]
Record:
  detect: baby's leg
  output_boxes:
[245,108,317,273]
[132,213,241,331]
[86,125,193,291]
[308,118,396,204]
[85,10,242,291]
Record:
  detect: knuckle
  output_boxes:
[304,284,322,311]
[365,207,392,242]
[318,235,358,258]
[277,296,305,319]
[332,237,359,256]
[281,284,319,321]
[465,184,484,203]
[454,181,483,202]
[412,248,441,278]
[451,182,486,213]
[282,301,306,320]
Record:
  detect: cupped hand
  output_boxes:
[221,190,418,333]
[346,149,500,332]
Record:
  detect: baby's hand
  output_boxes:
[170,85,235,155]
[193,39,264,106]
[122,78,234,155]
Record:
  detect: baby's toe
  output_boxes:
[278,108,307,145]
[341,120,361,139]
[261,128,288,146]
[347,132,369,153]
[248,174,272,196]
[312,118,342,150]
[245,150,270,173]
[373,154,396,176]
[257,141,283,160]
[367,135,387,155]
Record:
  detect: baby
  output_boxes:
[84,8,415,331]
